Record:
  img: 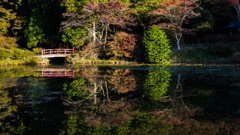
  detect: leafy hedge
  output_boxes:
[12,48,35,60]
[0,48,13,60]
[0,48,35,60]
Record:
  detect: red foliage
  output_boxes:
[151,0,199,32]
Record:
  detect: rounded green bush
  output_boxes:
[143,26,171,63]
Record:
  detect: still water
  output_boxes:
[1,64,240,134]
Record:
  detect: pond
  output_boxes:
[1,64,240,134]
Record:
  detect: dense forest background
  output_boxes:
[0,0,238,62]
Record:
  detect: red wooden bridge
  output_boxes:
[36,48,74,59]
[42,71,75,77]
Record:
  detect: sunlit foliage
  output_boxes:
[24,8,45,48]
[143,26,171,63]
[133,0,162,36]
[0,0,22,48]
[61,27,87,49]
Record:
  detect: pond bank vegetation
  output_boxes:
[0,47,41,65]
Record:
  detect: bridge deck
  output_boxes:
[36,54,72,58]
[37,68,73,71]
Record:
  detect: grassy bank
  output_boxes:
[0,48,40,65]
[170,43,240,64]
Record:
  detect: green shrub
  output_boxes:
[12,48,35,60]
[143,26,171,63]
[0,48,13,60]
[32,47,42,55]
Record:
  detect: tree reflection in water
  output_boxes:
[155,73,201,126]
[0,79,25,134]
[60,67,204,134]
[61,67,138,125]
[2,66,240,134]
[145,69,171,100]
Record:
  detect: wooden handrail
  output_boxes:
[41,48,74,55]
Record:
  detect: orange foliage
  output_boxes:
[107,32,141,59]
[107,32,128,58]
[80,43,101,59]
[229,0,239,5]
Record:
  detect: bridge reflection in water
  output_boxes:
[41,71,75,77]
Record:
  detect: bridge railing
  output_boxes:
[42,71,75,77]
[41,48,74,55]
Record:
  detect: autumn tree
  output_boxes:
[61,1,136,56]
[107,32,141,59]
[150,0,200,50]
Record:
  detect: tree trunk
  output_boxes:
[104,24,109,53]
[177,39,181,50]
[94,83,97,104]
[93,21,96,44]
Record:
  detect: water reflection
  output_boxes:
[1,65,240,134]
[145,69,171,100]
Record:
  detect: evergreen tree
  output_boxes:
[143,25,171,63]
